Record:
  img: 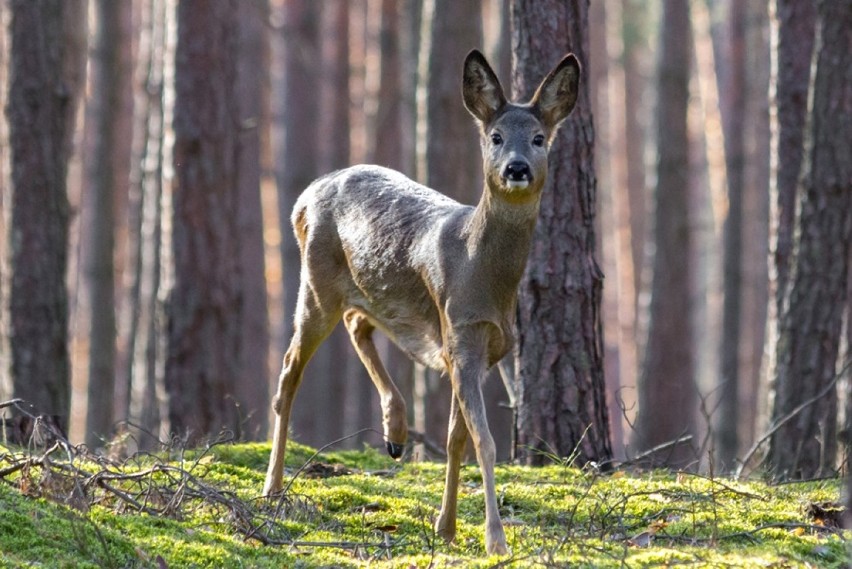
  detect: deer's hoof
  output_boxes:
[386,441,404,459]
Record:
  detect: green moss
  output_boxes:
[1,442,850,567]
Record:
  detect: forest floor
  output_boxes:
[0,436,849,568]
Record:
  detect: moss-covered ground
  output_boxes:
[0,440,849,568]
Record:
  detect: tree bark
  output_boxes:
[166,0,253,443]
[3,0,84,431]
[232,0,271,441]
[767,0,852,480]
[120,0,171,449]
[635,0,697,467]
[738,0,771,459]
[84,0,130,448]
[771,0,816,311]
[511,0,612,466]
[716,0,747,471]
[415,0,483,456]
[272,0,321,445]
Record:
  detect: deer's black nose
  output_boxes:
[503,161,532,181]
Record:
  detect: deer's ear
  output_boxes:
[531,54,580,129]
[462,50,506,124]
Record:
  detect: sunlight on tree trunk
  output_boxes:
[511,0,612,467]
[767,0,851,480]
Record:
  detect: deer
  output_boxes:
[263,49,580,555]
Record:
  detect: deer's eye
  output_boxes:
[490,133,503,145]
[532,134,545,147]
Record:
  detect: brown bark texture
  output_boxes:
[635,0,697,467]
[122,0,169,447]
[621,0,649,308]
[767,0,852,480]
[166,0,253,443]
[511,0,612,466]
[273,0,321,444]
[772,0,816,311]
[3,0,81,430]
[738,0,771,459]
[716,0,747,471]
[299,0,358,447]
[233,0,271,440]
[416,0,484,454]
[84,0,130,447]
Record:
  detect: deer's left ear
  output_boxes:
[463,50,507,125]
[531,54,580,129]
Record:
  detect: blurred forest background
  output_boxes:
[0,0,849,484]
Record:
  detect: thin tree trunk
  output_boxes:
[771,0,817,310]
[233,0,271,441]
[122,0,171,449]
[635,0,697,467]
[109,0,136,428]
[511,0,612,466]
[767,0,851,480]
[738,0,771,458]
[621,0,650,319]
[601,0,639,459]
[716,0,747,472]
[415,0,483,455]
[273,0,320,446]
[166,0,247,444]
[3,0,85,432]
[84,0,130,448]
[308,0,355,447]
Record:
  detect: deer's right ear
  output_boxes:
[462,50,506,125]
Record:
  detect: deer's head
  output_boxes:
[462,50,580,202]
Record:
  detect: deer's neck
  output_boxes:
[464,188,540,284]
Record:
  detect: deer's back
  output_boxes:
[293,165,470,370]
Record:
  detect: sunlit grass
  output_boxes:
[0,441,848,568]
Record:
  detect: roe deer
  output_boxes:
[264,49,580,555]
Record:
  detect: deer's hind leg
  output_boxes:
[264,280,343,495]
[343,309,409,458]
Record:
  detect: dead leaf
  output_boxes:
[806,501,844,529]
[628,531,653,547]
[302,462,353,479]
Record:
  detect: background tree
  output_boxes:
[414,0,485,456]
[165,0,265,443]
[83,0,131,448]
[271,0,321,447]
[232,0,271,440]
[634,0,697,466]
[771,0,816,311]
[715,0,747,471]
[2,0,86,431]
[511,0,612,466]
[767,0,851,480]
[119,0,172,448]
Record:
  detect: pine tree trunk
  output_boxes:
[166,0,248,444]
[121,0,171,449]
[635,0,697,467]
[767,0,852,480]
[232,0,271,441]
[3,0,83,431]
[273,0,321,446]
[415,0,483,455]
[716,0,747,471]
[772,0,816,310]
[738,0,771,457]
[84,0,130,448]
[511,0,612,466]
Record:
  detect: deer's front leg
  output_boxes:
[444,326,508,555]
[435,394,469,543]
